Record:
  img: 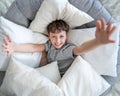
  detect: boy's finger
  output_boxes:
[7,35,12,42]
[3,37,9,45]
[2,44,7,48]
[106,21,112,33]
[109,40,115,43]
[101,18,106,31]
[96,20,101,32]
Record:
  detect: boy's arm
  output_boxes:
[2,35,45,57]
[13,43,45,52]
[73,18,116,55]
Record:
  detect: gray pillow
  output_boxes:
[69,0,115,28]
[16,0,43,20]
[0,72,5,86]
[4,0,115,28]
[3,1,30,27]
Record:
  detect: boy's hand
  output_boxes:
[2,35,15,57]
[95,18,116,45]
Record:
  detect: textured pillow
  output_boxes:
[4,0,114,28]
[3,1,30,27]
[58,56,110,96]
[36,61,61,84]
[67,23,120,77]
[0,0,14,16]
[16,0,43,20]
[29,0,93,34]
[69,0,115,28]
[0,57,63,96]
[0,16,48,71]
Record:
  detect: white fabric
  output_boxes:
[36,61,61,84]
[0,57,63,96]
[29,0,93,34]
[0,56,110,96]
[0,16,48,71]
[68,23,120,76]
[58,56,110,96]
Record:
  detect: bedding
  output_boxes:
[0,56,110,96]
[0,57,63,96]
[29,0,94,34]
[68,23,120,77]
[0,0,120,96]
[0,16,48,71]
[3,0,115,28]
[58,56,110,96]
[36,61,61,84]
[0,0,14,16]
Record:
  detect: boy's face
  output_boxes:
[48,30,68,49]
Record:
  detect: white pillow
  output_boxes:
[36,61,61,84]
[0,16,48,71]
[67,23,120,77]
[0,57,63,96]
[29,0,93,34]
[58,56,110,96]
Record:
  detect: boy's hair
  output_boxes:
[47,20,69,34]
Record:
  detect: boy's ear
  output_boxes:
[48,34,50,38]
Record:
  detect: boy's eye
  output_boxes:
[60,36,64,38]
[52,36,56,38]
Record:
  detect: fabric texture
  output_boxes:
[29,0,93,34]
[58,56,110,96]
[0,72,5,86]
[0,0,14,16]
[4,1,30,27]
[0,57,63,96]
[16,0,43,20]
[4,0,115,28]
[0,16,48,71]
[45,40,76,76]
[69,0,115,28]
[67,23,120,77]
[0,56,110,96]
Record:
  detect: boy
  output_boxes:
[2,18,116,76]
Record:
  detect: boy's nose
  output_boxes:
[56,38,60,43]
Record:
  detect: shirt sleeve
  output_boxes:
[45,40,51,52]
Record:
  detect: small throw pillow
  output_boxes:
[0,16,48,71]
[67,23,120,76]
[36,61,61,84]
[0,57,63,96]
[29,0,93,34]
[58,56,110,96]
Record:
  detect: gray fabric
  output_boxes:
[45,40,76,76]
[0,71,5,86]
[69,0,115,28]
[4,0,115,28]
[115,45,120,77]
[16,0,43,20]
[3,1,30,27]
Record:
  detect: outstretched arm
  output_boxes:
[2,35,45,57]
[73,18,116,55]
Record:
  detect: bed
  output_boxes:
[0,0,120,96]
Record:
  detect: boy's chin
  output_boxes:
[54,45,63,49]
